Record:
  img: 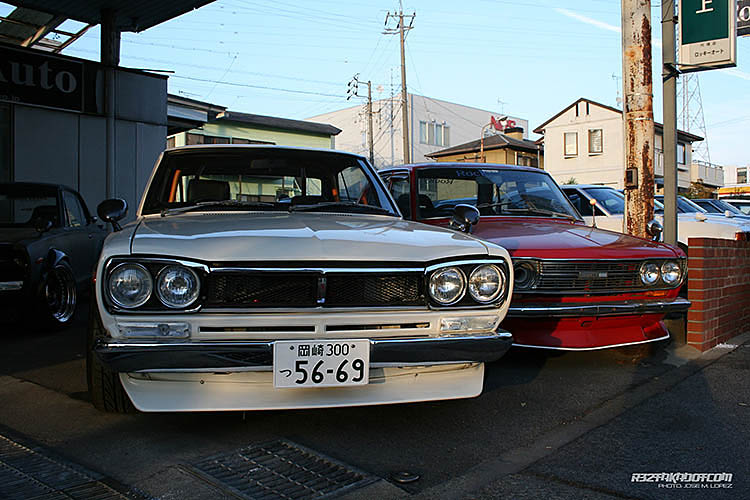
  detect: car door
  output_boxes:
[61,189,95,285]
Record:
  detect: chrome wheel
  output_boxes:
[45,263,77,324]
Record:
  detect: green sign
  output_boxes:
[682,0,729,43]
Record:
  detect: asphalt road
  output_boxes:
[0,299,747,499]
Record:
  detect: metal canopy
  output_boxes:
[3,0,214,32]
[0,7,91,52]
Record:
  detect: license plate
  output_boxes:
[273,339,370,388]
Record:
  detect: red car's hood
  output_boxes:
[431,218,680,260]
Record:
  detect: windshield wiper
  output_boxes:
[289,201,393,215]
[161,200,278,217]
[503,207,578,220]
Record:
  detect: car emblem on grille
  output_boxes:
[578,271,608,279]
[316,276,327,304]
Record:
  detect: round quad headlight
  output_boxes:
[661,261,682,285]
[469,264,505,303]
[513,261,538,290]
[108,263,153,309]
[429,267,466,305]
[640,262,660,286]
[156,265,200,309]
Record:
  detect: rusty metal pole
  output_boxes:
[621,0,655,239]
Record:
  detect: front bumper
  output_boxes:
[507,297,691,318]
[95,330,513,373]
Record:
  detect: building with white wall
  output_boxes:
[534,98,702,191]
[718,164,750,197]
[308,93,528,169]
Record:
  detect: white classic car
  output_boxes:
[562,185,750,248]
[88,146,514,412]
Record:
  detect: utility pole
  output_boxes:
[662,0,679,245]
[347,74,375,165]
[385,3,415,164]
[621,0,655,239]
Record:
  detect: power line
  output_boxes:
[170,75,344,98]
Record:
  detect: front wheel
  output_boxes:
[40,261,77,328]
[87,304,136,413]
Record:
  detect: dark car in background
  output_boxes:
[380,164,689,351]
[693,198,750,221]
[0,182,107,327]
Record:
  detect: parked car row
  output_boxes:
[1,146,694,414]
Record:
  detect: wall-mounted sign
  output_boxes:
[0,44,84,112]
[739,0,750,36]
[679,0,737,71]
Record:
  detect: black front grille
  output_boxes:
[326,273,423,307]
[206,273,318,307]
[536,260,641,293]
[205,271,425,308]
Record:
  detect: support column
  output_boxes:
[101,9,120,200]
[662,0,679,245]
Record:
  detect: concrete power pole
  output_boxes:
[385,4,415,164]
[347,74,375,165]
[662,0,679,245]
[621,0,655,239]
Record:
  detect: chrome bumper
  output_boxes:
[507,297,691,318]
[0,281,23,291]
[95,330,513,373]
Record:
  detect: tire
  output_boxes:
[86,303,136,413]
[40,261,77,328]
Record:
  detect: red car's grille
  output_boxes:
[536,260,642,293]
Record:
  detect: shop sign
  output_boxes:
[0,45,84,112]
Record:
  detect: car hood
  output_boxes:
[0,227,44,246]
[467,218,678,260]
[130,212,497,263]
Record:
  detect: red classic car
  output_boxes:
[379,163,690,350]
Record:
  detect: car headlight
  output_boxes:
[513,260,539,290]
[468,264,505,303]
[661,261,681,285]
[428,267,466,305]
[156,265,200,308]
[640,262,660,286]
[108,263,153,308]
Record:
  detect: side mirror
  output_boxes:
[647,219,663,241]
[35,218,53,233]
[97,198,128,231]
[589,198,598,228]
[724,210,734,218]
[450,204,480,233]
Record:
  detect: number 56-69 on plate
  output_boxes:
[273,339,370,388]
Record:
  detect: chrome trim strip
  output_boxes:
[134,360,481,373]
[512,334,671,351]
[507,297,691,318]
[209,267,425,273]
[0,281,23,291]
[425,259,507,272]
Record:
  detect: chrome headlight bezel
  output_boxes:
[661,261,682,285]
[107,262,153,309]
[468,264,505,304]
[155,265,201,309]
[428,266,467,305]
[639,262,660,286]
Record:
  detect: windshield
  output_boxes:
[0,185,59,227]
[415,167,580,220]
[713,199,745,215]
[582,187,626,215]
[142,148,396,216]
[655,195,706,214]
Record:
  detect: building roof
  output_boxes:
[215,111,341,136]
[2,0,214,32]
[426,132,540,158]
[533,97,704,143]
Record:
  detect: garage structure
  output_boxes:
[0,1,213,219]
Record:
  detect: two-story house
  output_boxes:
[534,98,702,192]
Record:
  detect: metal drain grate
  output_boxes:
[0,433,134,500]
[190,440,376,500]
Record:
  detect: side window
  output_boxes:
[63,191,85,228]
[564,189,592,216]
[338,165,375,204]
[389,177,411,217]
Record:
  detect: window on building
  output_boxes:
[677,143,686,165]
[738,167,748,184]
[419,121,450,146]
[0,104,10,182]
[186,133,230,145]
[564,132,578,157]
[588,129,603,154]
[166,136,176,149]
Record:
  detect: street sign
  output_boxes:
[679,0,737,71]
[739,0,750,36]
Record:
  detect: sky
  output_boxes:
[3,0,749,166]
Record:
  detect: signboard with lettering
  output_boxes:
[739,0,750,36]
[0,45,84,112]
[679,0,737,71]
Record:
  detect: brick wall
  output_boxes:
[686,237,750,351]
